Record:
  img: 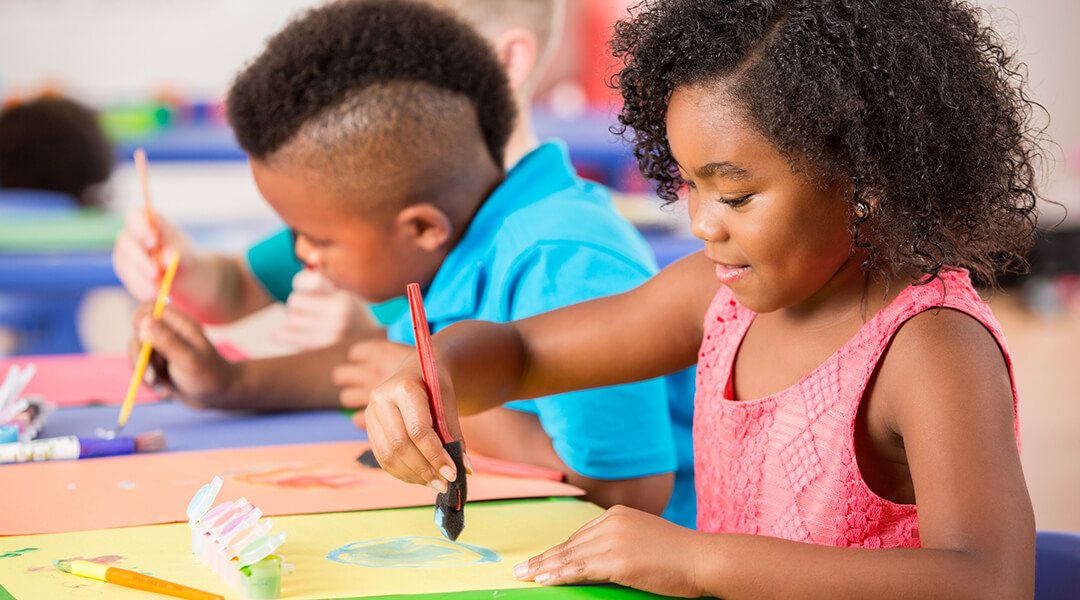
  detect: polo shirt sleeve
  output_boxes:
[245,228,303,303]
[501,242,677,481]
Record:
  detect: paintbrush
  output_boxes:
[406,282,467,541]
[133,147,163,271]
[0,430,165,464]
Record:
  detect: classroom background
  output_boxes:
[0,0,1078,538]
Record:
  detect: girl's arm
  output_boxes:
[362,251,720,489]
[517,307,1035,599]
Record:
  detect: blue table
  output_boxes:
[41,400,364,452]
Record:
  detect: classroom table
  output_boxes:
[0,371,689,600]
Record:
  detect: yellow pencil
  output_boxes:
[117,250,180,432]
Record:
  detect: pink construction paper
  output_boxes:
[0,440,583,535]
[0,344,247,406]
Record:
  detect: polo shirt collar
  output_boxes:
[420,141,576,323]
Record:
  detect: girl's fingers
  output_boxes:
[364,406,444,491]
[514,513,615,584]
[339,385,371,409]
[367,378,457,490]
[351,409,368,430]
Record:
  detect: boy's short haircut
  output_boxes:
[0,96,113,208]
[226,0,516,169]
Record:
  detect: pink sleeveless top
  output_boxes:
[694,269,1020,548]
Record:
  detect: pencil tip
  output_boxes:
[53,560,71,572]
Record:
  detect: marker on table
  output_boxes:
[0,430,165,464]
[53,559,223,600]
[113,250,180,437]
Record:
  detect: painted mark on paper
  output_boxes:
[327,536,501,568]
[29,554,125,572]
[222,463,369,490]
[0,547,37,559]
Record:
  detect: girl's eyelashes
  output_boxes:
[719,194,752,207]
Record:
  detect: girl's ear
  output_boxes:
[491,27,539,91]
[395,204,453,252]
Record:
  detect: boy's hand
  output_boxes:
[113,208,229,321]
[513,505,705,598]
[113,207,193,302]
[272,269,379,350]
[129,303,237,409]
[332,339,413,409]
[361,362,467,493]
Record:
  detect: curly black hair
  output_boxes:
[226,0,515,169]
[611,0,1046,286]
[0,96,113,207]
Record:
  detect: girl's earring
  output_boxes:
[855,200,872,221]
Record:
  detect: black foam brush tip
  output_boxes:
[435,440,467,541]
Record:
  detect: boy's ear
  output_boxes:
[491,27,538,90]
[395,204,453,252]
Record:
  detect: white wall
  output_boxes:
[975,0,1080,224]
[0,0,313,104]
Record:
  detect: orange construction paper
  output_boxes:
[0,345,248,407]
[0,441,583,536]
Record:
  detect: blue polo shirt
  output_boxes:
[384,141,696,527]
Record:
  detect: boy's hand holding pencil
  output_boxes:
[128,302,237,410]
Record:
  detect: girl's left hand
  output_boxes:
[513,505,705,598]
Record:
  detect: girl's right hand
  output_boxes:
[360,362,467,494]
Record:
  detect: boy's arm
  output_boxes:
[134,303,394,411]
[363,252,719,490]
[517,306,1035,599]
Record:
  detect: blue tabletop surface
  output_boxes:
[40,400,366,453]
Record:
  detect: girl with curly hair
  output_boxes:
[362,0,1044,596]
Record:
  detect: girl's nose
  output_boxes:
[689,199,729,243]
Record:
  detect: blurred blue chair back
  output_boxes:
[0,189,87,355]
[0,188,80,215]
[1036,530,1080,600]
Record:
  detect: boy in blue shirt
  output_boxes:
[132,0,693,525]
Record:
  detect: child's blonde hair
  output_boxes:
[430,0,565,88]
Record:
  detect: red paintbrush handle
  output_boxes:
[406,283,453,443]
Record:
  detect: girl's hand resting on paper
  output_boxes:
[332,338,414,410]
[514,505,705,598]
[129,303,237,409]
[272,269,379,351]
[360,360,469,493]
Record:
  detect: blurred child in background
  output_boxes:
[0,95,113,208]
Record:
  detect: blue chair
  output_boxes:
[0,189,116,355]
[1036,530,1080,599]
